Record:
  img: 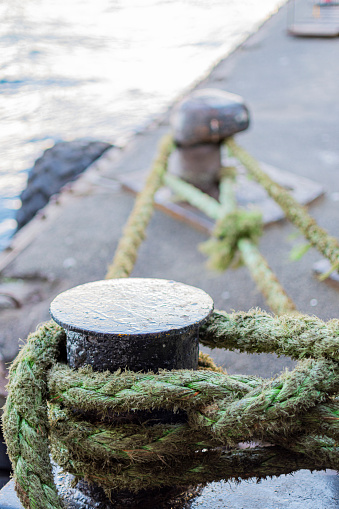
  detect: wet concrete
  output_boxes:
[1,470,338,509]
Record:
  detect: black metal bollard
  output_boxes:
[169,88,250,194]
[49,277,214,508]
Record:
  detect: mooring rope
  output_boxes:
[2,314,339,507]
[164,173,221,220]
[237,239,297,315]
[3,133,339,509]
[104,133,334,315]
[105,134,174,279]
[200,309,339,362]
[165,169,296,315]
[227,137,339,274]
[3,322,65,509]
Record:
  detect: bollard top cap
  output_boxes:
[50,278,214,338]
[171,88,250,146]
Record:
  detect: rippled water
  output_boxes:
[0,0,285,251]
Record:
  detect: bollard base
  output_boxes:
[55,470,201,509]
[168,145,221,197]
[72,479,201,509]
[1,470,338,509]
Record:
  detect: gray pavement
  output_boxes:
[0,0,339,506]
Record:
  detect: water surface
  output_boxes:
[0,0,285,250]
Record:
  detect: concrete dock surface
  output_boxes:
[0,0,338,506]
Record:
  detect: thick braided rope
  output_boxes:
[50,442,329,493]
[0,324,218,509]
[3,313,339,507]
[105,134,174,279]
[48,358,339,445]
[227,137,339,273]
[3,133,339,507]
[47,402,339,466]
[47,360,339,495]
[199,309,339,362]
[2,136,174,508]
[200,210,263,270]
[200,172,263,272]
[2,321,65,509]
[164,173,221,220]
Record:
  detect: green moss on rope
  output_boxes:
[164,173,220,220]
[47,401,339,470]
[3,311,339,507]
[165,170,296,315]
[200,209,263,271]
[238,239,297,315]
[48,405,219,464]
[200,309,339,362]
[48,358,339,447]
[50,443,330,494]
[2,321,65,509]
[105,134,174,279]
[227,137,339,272]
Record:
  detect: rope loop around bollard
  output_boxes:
[2,313,339,509]
[3,133,339,509]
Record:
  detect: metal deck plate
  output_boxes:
[119,156,324,234]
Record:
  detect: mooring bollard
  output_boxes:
[169,88,249,193]
[49,277,214,508]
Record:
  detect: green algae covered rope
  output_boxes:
[200,309,339,362]
[3,312,339,507]
[2,135,339,508]
[47,401,339,468]
[200,209,263,271]
[200,172,263,272]
[105,134,174,279]
[227,137,339,273]
[48,358,339,446]
[165,172,296,315]
[2,321,65,509]
[50,443,329,493]
[237,239,297,315]
[164,173,220,220]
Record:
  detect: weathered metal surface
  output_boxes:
[169,89,249,191]
[171,89,249,147]
[50,278,214,372]
[169,144,221,194]
[51,278,213,338]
